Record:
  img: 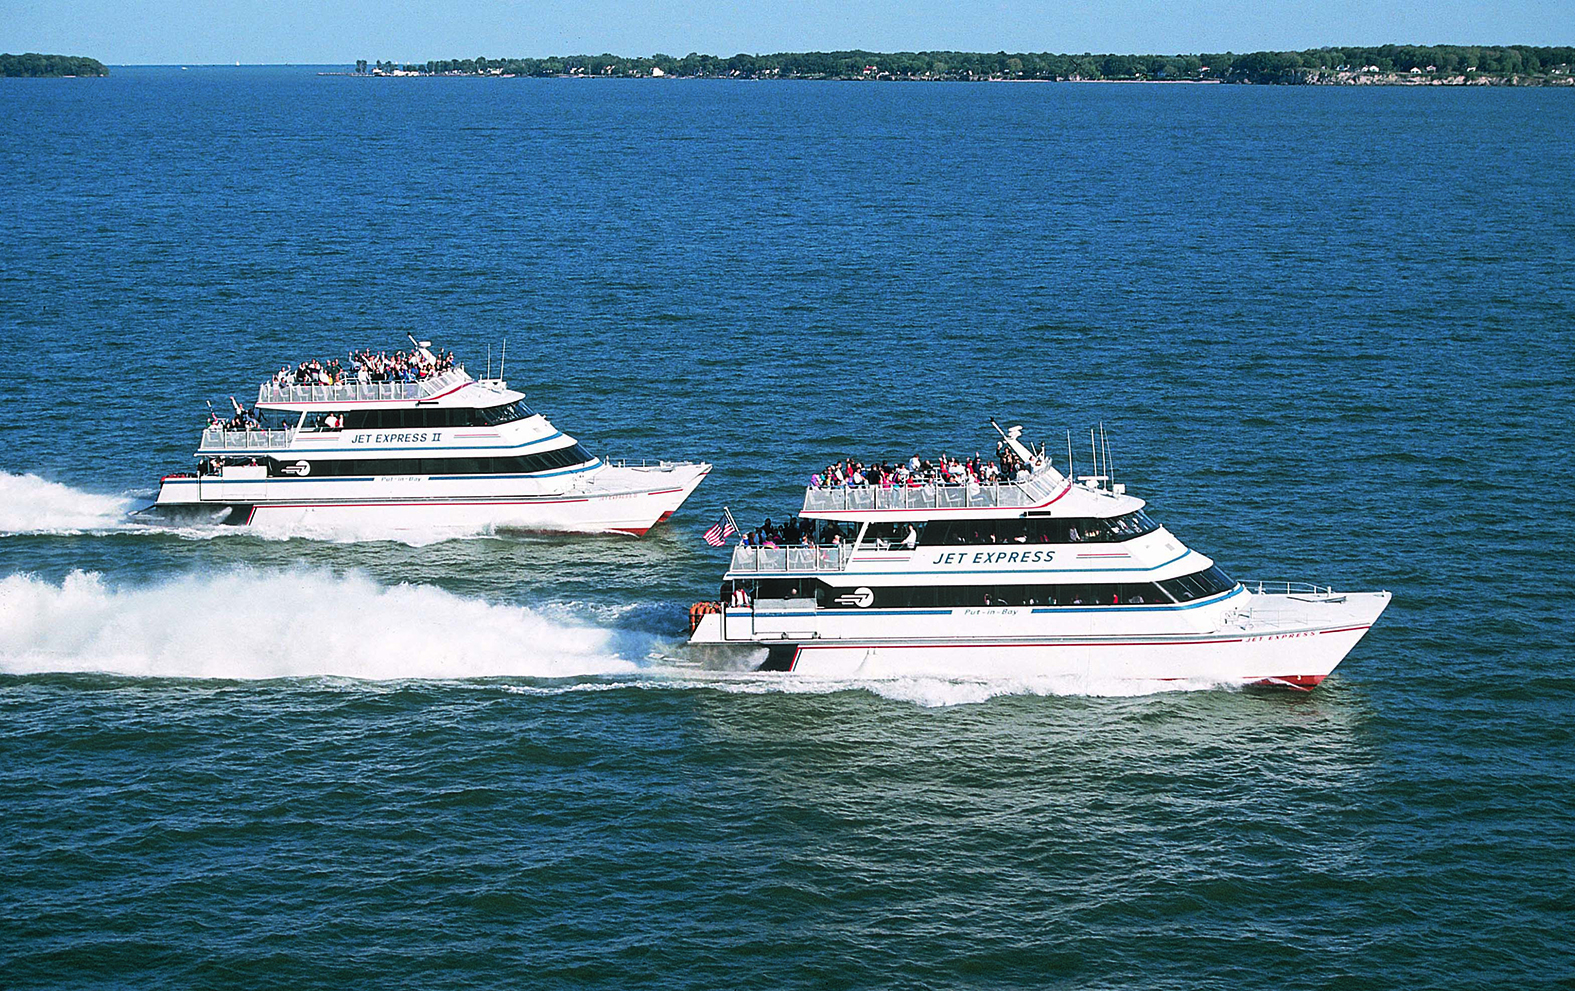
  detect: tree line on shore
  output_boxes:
[361,45,1574,83]
[0,53,108,77]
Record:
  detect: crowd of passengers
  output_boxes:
[209,401,296,433]
[810,443,1031,490]
[737,517,855,548]
[198,455,263,475]
[270,348,458,389]
[215,407,261,431]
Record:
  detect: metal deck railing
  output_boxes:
[256,366,470,405]
[729,544,852,573]
[801,469,1064,514]
[199,427,296,451]
[1242,580,1338,597]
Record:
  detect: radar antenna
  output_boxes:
[406,334,435,361]
[989,417,1040,468]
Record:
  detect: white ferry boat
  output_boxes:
[152,347,709,534]
[688,424,1389,689]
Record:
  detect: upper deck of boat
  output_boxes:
[800,465,1144,521]
[256,367,489,407]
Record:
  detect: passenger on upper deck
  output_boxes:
[223,405,261,431]
[810,440,1029,491]
[268,347,459,390]
[346,347,455,383]
[738,517,855,548]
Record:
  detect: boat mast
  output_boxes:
[1100,422,1113,490]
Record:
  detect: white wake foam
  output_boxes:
[498,671,1225,706]
[244,512,505,547]
[0,470,528,546]
[0,565,1231,703]
[0,569,640,680]
[0,472,136,534]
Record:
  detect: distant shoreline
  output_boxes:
[344,46,1575,86]
[325,72,1570,88]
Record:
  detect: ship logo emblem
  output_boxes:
[281,461,312,476]
[835,587,875,608]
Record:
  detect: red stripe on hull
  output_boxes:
[258,498,593,509]
[775,624,1371,653]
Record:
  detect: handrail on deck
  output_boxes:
[1242,580,1337,596]
[801,469,1063,514]
[256,366,470,405]
[199,426,297,451]
[729,544,851,573]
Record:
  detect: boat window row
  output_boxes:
[730,566,1236,608]
[855,511,1161,546]
[1156,566,1237,602]
[298,401,535,432]
[261,443,595,477]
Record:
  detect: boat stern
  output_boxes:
[154,474,203,506]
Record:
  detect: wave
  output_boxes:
[0,472,138,534]
[498,671,1228,706]
[0,470,536,546]
[0,567,1237,703]
[0,569,641,680]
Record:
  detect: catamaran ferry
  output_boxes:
[688,423,1389,689]
[151,344,709,534]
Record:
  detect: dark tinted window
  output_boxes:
[745,579,1178,608]
[476,401,533,426]
[267,443,594,478]
[341,401,536,431]
[1157,565,1237,602]
[916,512,1160,546]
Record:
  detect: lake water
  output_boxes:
[1,67,1572,987]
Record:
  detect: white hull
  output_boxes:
[154,462,710,535]
[689,590,1390,688]
[154,362,711,536]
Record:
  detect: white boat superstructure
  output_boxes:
[153,351,709,534]
[688,424,1389,689]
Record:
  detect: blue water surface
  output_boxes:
[0,67,1572,988]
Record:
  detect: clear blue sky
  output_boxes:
[2,0,1570,64]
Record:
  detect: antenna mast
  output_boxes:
[1100,422,1112,489]
[500,337,507,382]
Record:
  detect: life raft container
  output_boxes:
[687,600,721,634]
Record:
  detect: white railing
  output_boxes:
[729,544,851,573]
[602,458,688,469]
[1243,580,1337,597]
[256,366,470,405]
[200,427,296,450]
[802,469,1063,513]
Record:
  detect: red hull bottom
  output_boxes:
[1251,674,1328,691]
[607,510,675,538]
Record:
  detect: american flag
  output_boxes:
[703,510,739,547]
